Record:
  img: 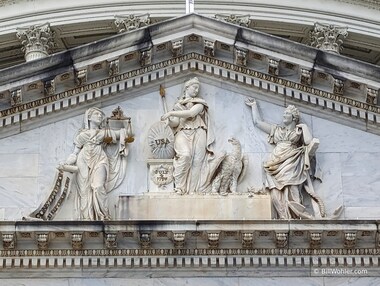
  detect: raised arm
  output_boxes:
[161,103,204,120]
[245,98,272,134]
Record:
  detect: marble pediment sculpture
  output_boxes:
[210,137,248,196]
[25,106,133,221]
[161,77,216,195]
[246,98,342,220]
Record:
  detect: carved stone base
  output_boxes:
[147,159,174,193]
[117,194,272,220]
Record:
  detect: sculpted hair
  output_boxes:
[84,107,105,129]
[286,105,300,123]
[182,77,200,97]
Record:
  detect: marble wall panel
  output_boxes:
[38,120,71,165]
[313,153,344,218]
[340,152,380,208]
[0,128,40,154]
[344,207,380,219]
[0,178,38,207]
[312,116,380,153]
[0,153,38,177]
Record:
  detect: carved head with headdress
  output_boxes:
[182,77,200,98]
[285,105,300,124]
[84,107,106,129]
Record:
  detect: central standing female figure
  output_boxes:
[161,77,215,195]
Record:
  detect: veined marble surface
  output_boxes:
[0,79,379,220]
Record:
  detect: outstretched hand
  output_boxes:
[245,98,256,106]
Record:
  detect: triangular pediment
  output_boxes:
[1,13,380,280]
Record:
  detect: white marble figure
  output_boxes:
[246,98,326,219]
[211,137,248,196]
[161,77,215,195]
[65,107,130,220]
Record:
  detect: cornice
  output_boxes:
[0,220,379,277]
[1,14,380,138]
[1,53,379,138]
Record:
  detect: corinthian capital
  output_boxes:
[16,23,55,62]
[215,14,250,27]
[310,22,348,54]
[114,14,150,33]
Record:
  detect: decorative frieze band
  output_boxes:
[1,53,380,131]
[1,247,380,258]
[0,249,380,278]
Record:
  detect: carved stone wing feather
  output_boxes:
[237,154,249,183]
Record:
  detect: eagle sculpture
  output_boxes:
[211,137,248,196]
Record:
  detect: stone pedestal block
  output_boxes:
[117,194,272,220]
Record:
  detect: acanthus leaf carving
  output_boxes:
[214,14,251,27]
[114,14,150,33]
[310,23,348,54]
[16,23,55,61]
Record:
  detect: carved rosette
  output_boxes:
[214,14,250,27]
[114,14,150,33]
[150,164,174,187]
[16,23,55,62]
[310,23,348,54]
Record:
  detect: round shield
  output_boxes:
[147,121,175,159]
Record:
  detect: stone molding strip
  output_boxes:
[0,248,380,257]
[0,53,379,132]
[0,253,378,278]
